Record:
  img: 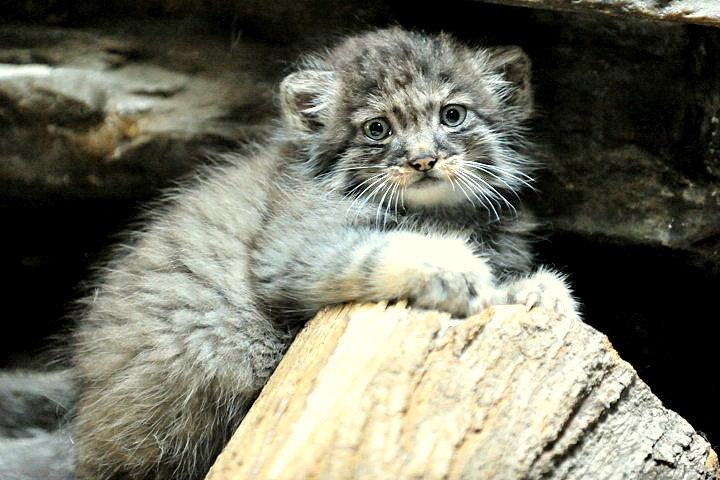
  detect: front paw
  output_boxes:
[505,269,578,317]
[407,266,504,318]
[370,233,504,317]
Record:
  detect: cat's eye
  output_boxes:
[440,105,467,127]
[363,118,392,141]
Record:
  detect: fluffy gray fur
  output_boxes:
[0,370,75,438]
[0,371,76,480]
[3,27,579,480]
[0,429,75,480]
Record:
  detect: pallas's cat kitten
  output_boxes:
[72,27,577,479]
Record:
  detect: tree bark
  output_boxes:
[205,303,719,480]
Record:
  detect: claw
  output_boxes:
[525,293,539,310]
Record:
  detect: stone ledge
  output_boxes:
[480,0,720,27]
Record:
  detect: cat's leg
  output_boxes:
[253,228,506,318]
[73,284,291,480]
[503,267,579,317]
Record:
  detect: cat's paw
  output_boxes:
[505,269,578,317]
[406,265,505,318]
[370,233,504,317]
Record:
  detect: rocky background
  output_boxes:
[1,0,718,448]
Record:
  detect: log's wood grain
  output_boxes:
[205,303,719,480]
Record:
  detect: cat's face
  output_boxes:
[280,28,534,218]
[335,79,526,214]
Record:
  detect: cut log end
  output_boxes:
[206,303,719,479]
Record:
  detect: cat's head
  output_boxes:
[279,27,534,217]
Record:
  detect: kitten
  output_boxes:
[67,27,577,480]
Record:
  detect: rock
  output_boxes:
[0,64,107,125]
[538,145,720,263]
[478,0,720,27]
[526,10,720,268]
[0,23,283,200]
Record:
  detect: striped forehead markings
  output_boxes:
[387,99,441,129]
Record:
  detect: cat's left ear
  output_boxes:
[279,70,338,132]
[485,46,533,117]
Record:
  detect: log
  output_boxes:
[205,303,719,480]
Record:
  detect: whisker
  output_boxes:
[460,168,517,215]
[354,176,391,222]
[346,174,387,217]
[375,180,393,228]
[459,161,516,198]
[454,177,476,207]
[468,166,516,191]
[446,175,458,193]
[456,171,500,221]
[384,184,393,227]
[454,173,485,207]
[384,182,399,228]
[460,171,504,219]
[345,172,387,198]
[347,174,386,202]
[334,165,384,173]
[466,162,535,191]
[391,181,401,217]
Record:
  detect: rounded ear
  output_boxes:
[279,70,338,131]
[485,46,533,116]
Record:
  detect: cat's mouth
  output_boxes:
[411,173,442,187]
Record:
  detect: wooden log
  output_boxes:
[205,303,719,480]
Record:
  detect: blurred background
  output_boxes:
[1,0,718,447]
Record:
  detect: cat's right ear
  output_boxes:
[279,70,338,132]
[484,46,533,117]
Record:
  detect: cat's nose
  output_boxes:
[409,154,437,172]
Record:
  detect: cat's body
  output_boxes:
[1,27,577,480]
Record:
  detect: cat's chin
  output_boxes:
[403,179,469,209]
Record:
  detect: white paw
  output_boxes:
[505,269,578,317]
[407,266,505,318]
[371,233,504,318]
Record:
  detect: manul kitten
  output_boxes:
[57,27,575,479]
